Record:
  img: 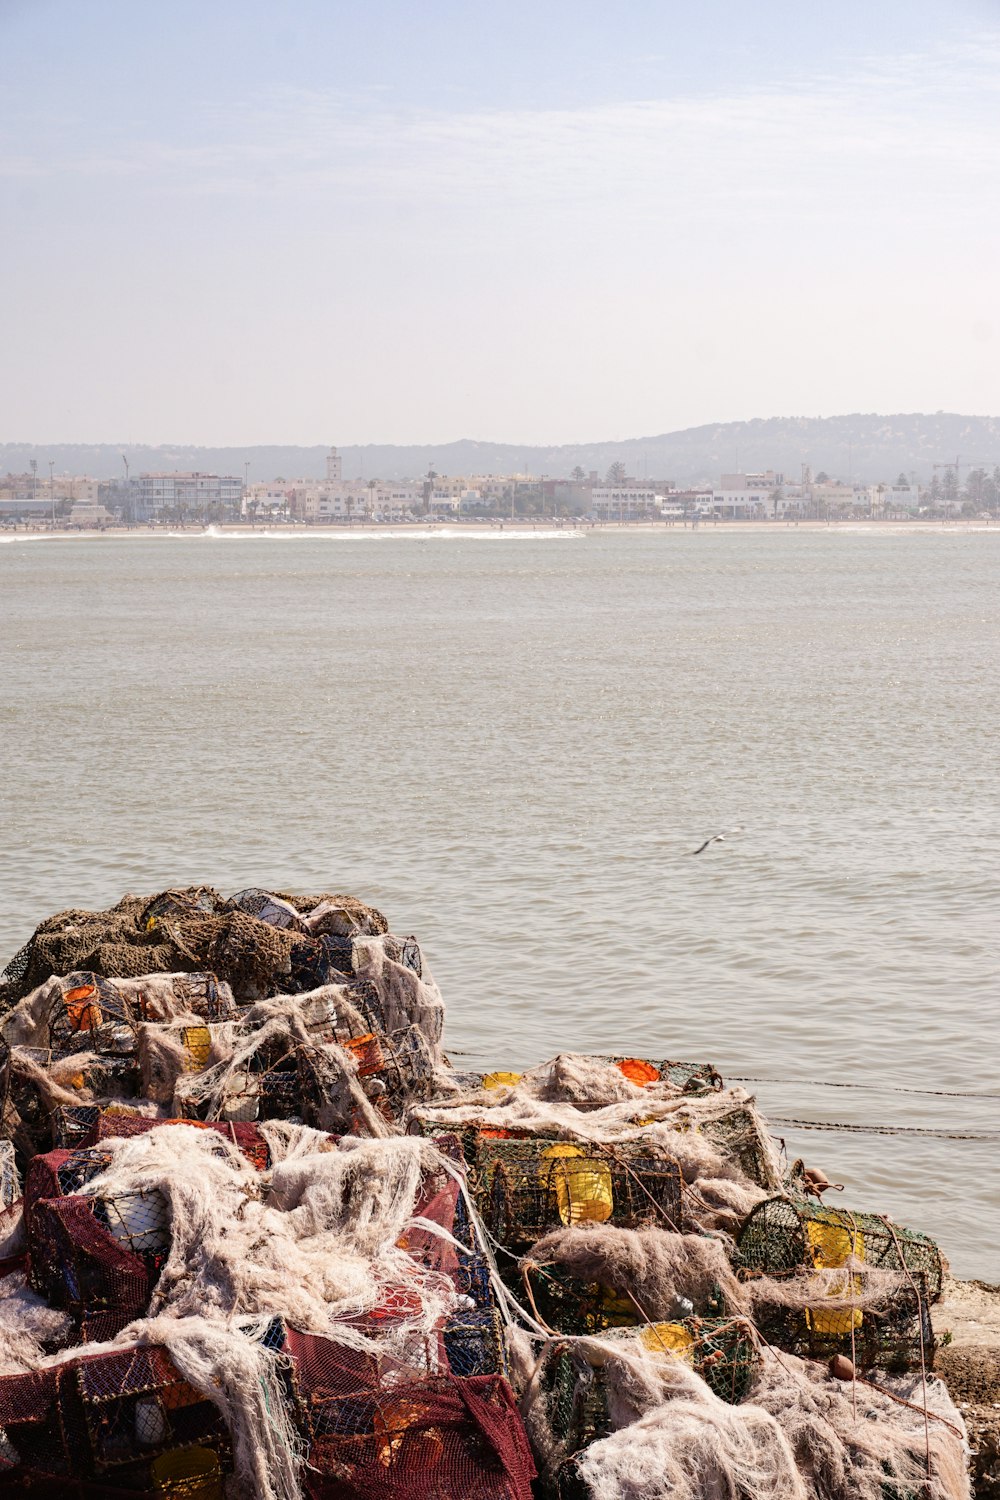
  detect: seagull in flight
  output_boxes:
[688,826,743,855]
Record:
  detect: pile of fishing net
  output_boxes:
[0,886,970,1499]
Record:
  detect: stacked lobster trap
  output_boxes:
[531,1316,762,1500]
[0,1342,231,1498]
[469,1135,687,1246]
[0,886,970,1500]
[736,1194,941,1373]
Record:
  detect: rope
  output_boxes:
[730,1075,1000,1100]
[446,1056,1000,1101]
[768,1115,1000,1141]
[878,1215,932,1479]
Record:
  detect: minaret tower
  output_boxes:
[326,446,342,482]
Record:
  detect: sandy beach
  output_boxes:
[4,517,998,541]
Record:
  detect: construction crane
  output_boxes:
[931,456,995,485]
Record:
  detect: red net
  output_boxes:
[29,1194,157,1342]
[0,1344,229,1490]
[81,1113,271,1171]
[277,1328,534,1500]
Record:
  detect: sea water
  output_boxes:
[1,526,997,1277]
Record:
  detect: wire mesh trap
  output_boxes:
[277,1332,536,1494]
[696,1103,784,1191]
[443,1307,509,1379]
[751,1271,935,1373]
[0,1035,142,1159]
[226,889,308,932]
[0,1344,230,1488]
[470,1137,685,1246]
[29,1193,161,1342]
[736,1194,944,1298]
[534,1319,759,1498]
[600,1056,725,1094]
[27,1150,169,1341]
[139,889,223,933]
[519,1256,729,1339]
[736,1195,941,1372]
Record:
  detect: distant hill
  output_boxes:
[3,413,999,484]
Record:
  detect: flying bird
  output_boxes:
[689,834,725,855]
[688,825,743,856]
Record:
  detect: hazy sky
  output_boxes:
[3,0,999,445]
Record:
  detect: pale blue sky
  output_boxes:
[2,0,999,444]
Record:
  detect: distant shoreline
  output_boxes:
[3,517,997,540]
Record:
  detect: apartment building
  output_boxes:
[136,472,243,518]
[591,487,659,519]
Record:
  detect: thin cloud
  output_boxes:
[4,31,999,220]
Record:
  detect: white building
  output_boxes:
[283,479,419,523]
[719,470,784,491]
[244,483,293,517]
[711,488,769,517]
[137,472,243,518]
[591,487,659,519]
[372,485,421,520]
[68,502,113,528]
[877,482,921,513]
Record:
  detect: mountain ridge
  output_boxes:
[3,413,1000,484]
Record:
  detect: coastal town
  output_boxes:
[2,446,998,529]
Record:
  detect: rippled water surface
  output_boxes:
[1,527,997,1277]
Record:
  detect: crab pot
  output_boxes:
[216,1063,301,1122]
[370,1026,437,1103]
[737,1196,944,1298]
[288,936,351,993]
[76,1112,271,1173]
[0,1043,59,1154]
[737,1196,941,1371]
[38,974,144,1057]
[0,1040,140,1160]
[470,1137,685,1247]
[520,1260,644,1336]
[226,888,306,931]
[341,976,389,1033]
[52,1103,102,1151]
[139,971,236,1023]
[521,1251,732,1338]
[139,1023,224,1105]
[28,1194,165,1341]
[296,1025,437,1128]
[0,1362,72,1483]
[696,1104,782,1190]
[0,1345,229,1487]
[26,1148,170,1323]
[296,1367,534,1498]
[25,1147,115,1236]
[140,888,220,931]
[602,1055,724,1094]
[82,1053,142,1099]
[258,1325,533,1497]
[752,1271,934,1373]
[408,1117,555,1173]
[443,1306,508,1378]
[257,1067,306,1119]
[536,1317,759,1494]
[74,1346,229,1479]
[450,1192,495,1311]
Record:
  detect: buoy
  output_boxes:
[828,1354,856,1381]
